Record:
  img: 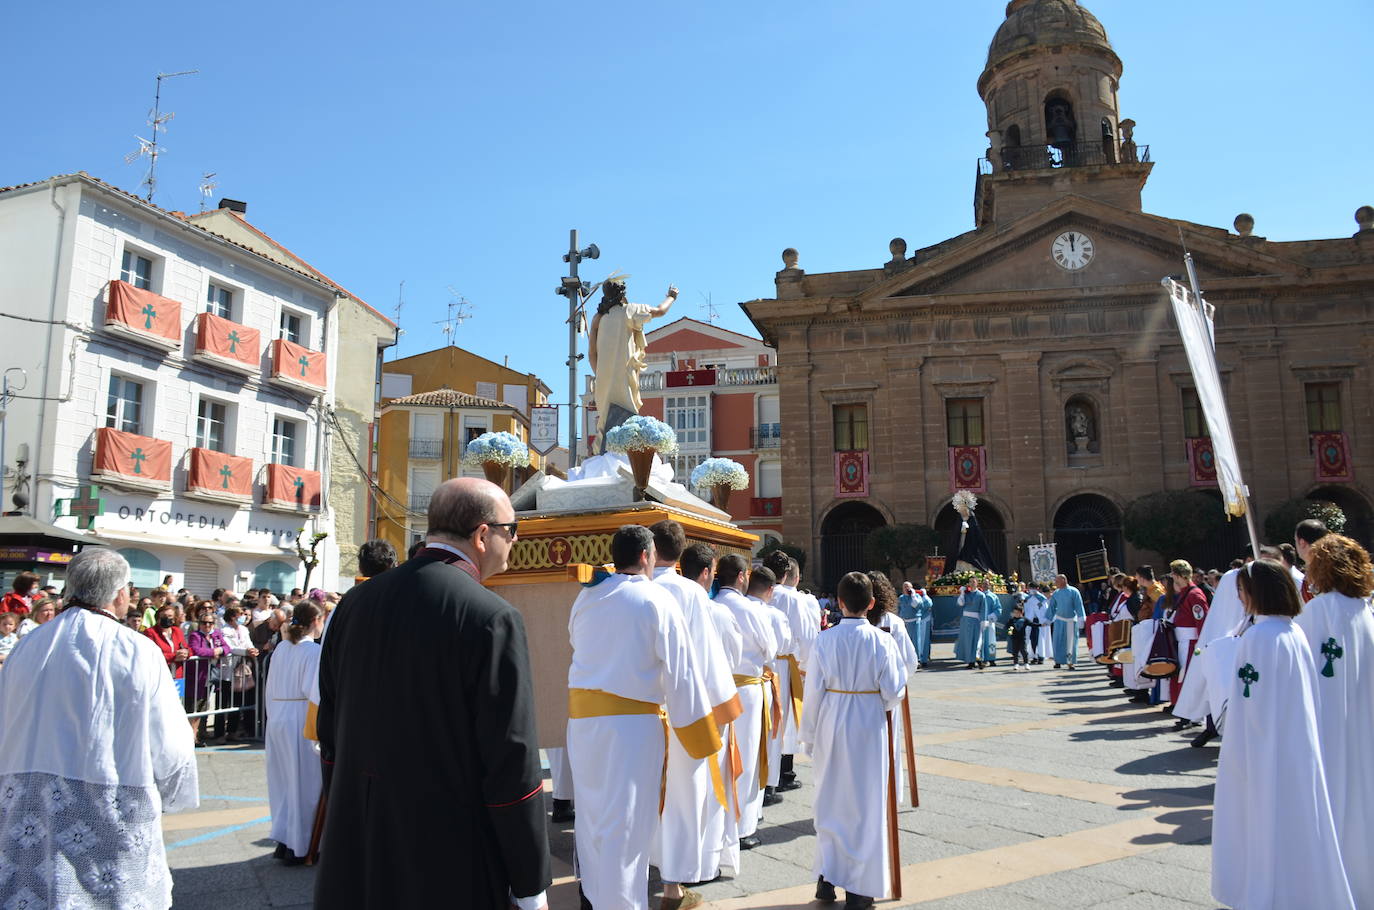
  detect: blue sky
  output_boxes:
[5,1,1370,434]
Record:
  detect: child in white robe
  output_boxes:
[265,601,324,864]
[801,571,905,909]
[1211,560,1354,910]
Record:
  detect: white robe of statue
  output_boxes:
[593,301,654,433]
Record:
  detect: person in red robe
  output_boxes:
[1169,560,1210,723]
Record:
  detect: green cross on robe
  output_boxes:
[140,303,157,329]
[1238,663,1259,698]
[219,464,234,489]
[130,448,147,475]
[1320,638,1344,678]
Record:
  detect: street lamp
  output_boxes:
[556,231,599,468]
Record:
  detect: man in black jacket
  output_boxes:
[315,477,550,909]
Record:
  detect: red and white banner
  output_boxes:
[1313,431,1352,482]
[948,446,986,493]
[271,338,328,390]
[188,448,254,500]
[1187,437,1217,486]
[264,463,322,510]
[106,280,181,343]
[835,451,869,498]
[196,312,260,369]
[94,427,173,484]
[666,369,717,388]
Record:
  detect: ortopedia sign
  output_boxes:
[83,493,304,547]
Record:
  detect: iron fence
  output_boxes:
[180,653,267,741]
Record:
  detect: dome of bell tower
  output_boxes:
[985,0,1117,74]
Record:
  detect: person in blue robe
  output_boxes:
[1047,574,1086,668]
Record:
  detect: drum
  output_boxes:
[1140,621,1180,679]
[1105,618,1134,664]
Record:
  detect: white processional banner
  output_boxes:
[1029,543,1059,584]
[1162,277,1248,516]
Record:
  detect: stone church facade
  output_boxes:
[742,0,1374,589]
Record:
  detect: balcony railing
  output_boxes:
[409,438,443,459]
[409,493,432,511]
[979,139,1151,175]
[750,423,782,448]
[628,364,777,393]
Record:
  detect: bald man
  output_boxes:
[316,478,550,909]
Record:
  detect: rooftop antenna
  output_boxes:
[197,172,218,212]
[434,287,473,345]
[389,280,406,360]
[125,69,198,203]
[699,290,719,324]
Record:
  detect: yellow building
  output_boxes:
[376,347,552,552]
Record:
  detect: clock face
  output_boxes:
[1051,231,1095,271]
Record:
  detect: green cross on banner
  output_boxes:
[130,448,147,475]
[1320,638,1344,678]
[298,355,310,378]
[1238,663,1259,698]
[227,330,241,353]
[63,485,103,530]
[140,303,157,329]
[219,464,234,489]
[293,475,305,501]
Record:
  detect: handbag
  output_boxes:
[232,656,255,693]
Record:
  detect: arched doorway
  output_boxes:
[820,502,886,592]
[1310,485,1374,550]
[934,501,1008,575]
[1053,495,1123,582]
[1188,490,1250,571]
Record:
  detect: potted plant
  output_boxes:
[690,457,749,512]
[604,416,679,495]
[462,431,531,488]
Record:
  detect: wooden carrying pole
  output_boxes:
[901,692,920,808]
[886,711,902,900]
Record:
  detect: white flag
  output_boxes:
[1162,277,1249,517]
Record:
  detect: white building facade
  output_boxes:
[0,174,340,596]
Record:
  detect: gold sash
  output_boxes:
[826,688,880,695]
[784,654,805,724]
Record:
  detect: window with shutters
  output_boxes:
[833,404,868,451]
[946,398,984,447]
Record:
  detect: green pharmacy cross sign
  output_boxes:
[129,448,147,475]
[58,485,104,530]
[1238,663,1259,698]
[140,303,157,330]
[1320,638,1344,678]
[219,464,234,489]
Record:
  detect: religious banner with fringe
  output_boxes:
[948,446,986,493]
[1187,437,1217,486]
[1313,431,1352,482]
[1029,543,1059,584]
[835,451,868,498]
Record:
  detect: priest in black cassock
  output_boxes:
[315,477,550,909]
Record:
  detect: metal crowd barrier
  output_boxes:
[181,652,269,741]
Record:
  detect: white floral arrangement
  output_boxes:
[462,431,531,468]
[690,457,749,492]
[604,416,679,456]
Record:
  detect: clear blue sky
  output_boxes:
[5,1,1370,435]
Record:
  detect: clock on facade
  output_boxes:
[1051,230,1095,270]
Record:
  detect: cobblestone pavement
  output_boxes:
[165,640,1222,908]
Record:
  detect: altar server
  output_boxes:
[713,554,779,853]
[1047,575,1086,668]
[764,553,817,793]
[1174,568,1244,729]
[1211,559,1354,910]
[801,571,906,909]
[265,601,325,864]
[749,569,790,805]
[900,582,934,668]
[0,548,198,910]
[870,571,918,806]
[1168,560,1210,705]
[1025,583,1053,664]
[649,522,742,907]
[568,525,720,910]
[1295,534,1374,908]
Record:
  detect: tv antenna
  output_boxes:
[197,172,218,212]
[434,287,473,344]
[125,69,198,203]
[699,291,719,324]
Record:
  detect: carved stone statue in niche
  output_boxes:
[1066,402,1097,455]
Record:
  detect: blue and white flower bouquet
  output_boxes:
[690,457,749,493]
[604,416,679,456]
[462,431,531,468]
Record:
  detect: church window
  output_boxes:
[833,404,868,451]
[945,399,983,447]
[1181,388,1209,439]
[1305,383,1342,433]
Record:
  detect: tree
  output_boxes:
[1263,498,1346,543]
[864,523,939,579]
[758,538,806,572]
[295,522,330,592]
[1123,490,1227,559]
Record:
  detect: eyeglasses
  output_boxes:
[459,520,519,540]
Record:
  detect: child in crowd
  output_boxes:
[0,612,19,666]
[1005,605,1030,670]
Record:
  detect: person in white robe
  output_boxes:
[545,747,574,823]
[763,553,818,794]
[648,523,743,906]
[1174,568,1245,729]
[712,554,778,854]
[749,571,790,805]
[265,602,325,863]
[1025,584,1053,664]
[801,571,905,908]
[568,526,720,910]
[1294,535,1374,908]
[876,607,918,806]
[1047,576,1085,668]
[1212,559,1354,910]
[0,548,198,910]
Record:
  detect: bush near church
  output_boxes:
[864,523,939,583]
[1263,498,1346,543]
[1124,490,1228,559]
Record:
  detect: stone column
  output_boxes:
[1000,351,1044,539]
[884,352,926,524]
[1237,340,1288,511]
[1120,355,1165,493]
[776,357,814,554]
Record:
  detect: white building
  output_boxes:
[0,173,340,596]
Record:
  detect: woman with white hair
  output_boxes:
[0,547,198,908]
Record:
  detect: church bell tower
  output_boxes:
[974,0,1153,228]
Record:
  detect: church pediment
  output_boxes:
[862,196,1306,305]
